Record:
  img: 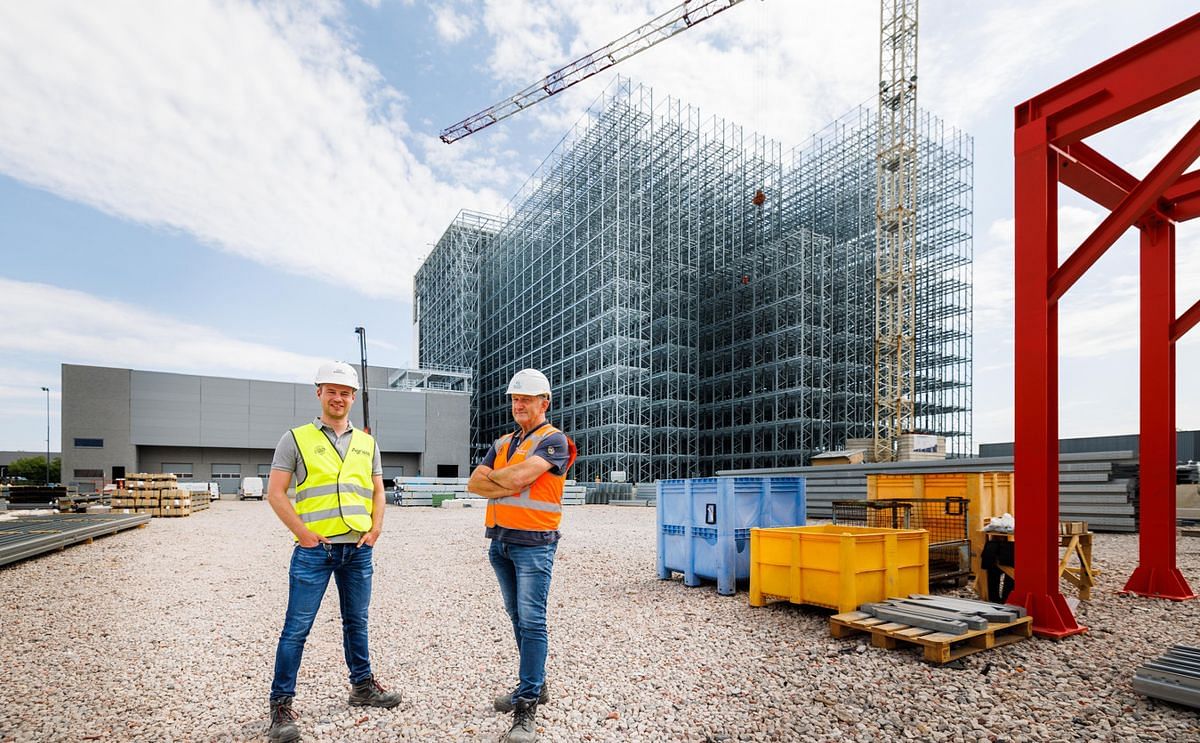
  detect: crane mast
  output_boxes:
[439,0,747,144]
[873,0,919,462]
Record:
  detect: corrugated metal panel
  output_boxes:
[200,377,250,448]
[131,371,201,446]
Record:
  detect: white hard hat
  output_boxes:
[314,361,360,391]
[506,368,551,397]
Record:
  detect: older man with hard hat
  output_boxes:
[263,361,399,743]
[468,368,577,743]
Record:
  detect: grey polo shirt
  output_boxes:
[272,418,383,543]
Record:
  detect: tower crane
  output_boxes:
[440,0,922,464]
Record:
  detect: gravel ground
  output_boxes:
[0,502,1198,742]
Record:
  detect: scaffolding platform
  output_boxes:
[0,513,151,567]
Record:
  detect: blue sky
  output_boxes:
[1,0,1198,454]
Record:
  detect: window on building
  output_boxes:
[73,438,104,448]
[73,469,103,478]
[211,464,241,479]
[162,463,193,479]
[257,464,272,478]
[437,464,459,478]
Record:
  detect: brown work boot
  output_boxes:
[267,696,301,743]
[501,698,539,743]
[494,680,550,712]
[348,675,401,708]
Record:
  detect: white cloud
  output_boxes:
[0,275,346,450]
[475,0,879,149]
[0,1,506,299]
[0,277,326,383]
[433,3,476,43]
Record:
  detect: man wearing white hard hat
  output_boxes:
[468,368,577,743]
[263,361,399,743]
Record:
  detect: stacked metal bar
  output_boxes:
[0,513,151,567]
[860,594,1026,635]
[720,450,1140,532]
[1133,646,1200,709]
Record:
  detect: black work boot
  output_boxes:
[348,675,401,708]
[501,698,539,743]
[494,680,550,712]
[267,697,301,743]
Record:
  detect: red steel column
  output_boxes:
[1124,217,1197,599]
[1011,124,1085,637]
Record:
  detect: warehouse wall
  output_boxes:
[422,392,469,477]
[61,364,471,488]
[61,364,136,489]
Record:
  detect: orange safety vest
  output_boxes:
[485,423,577,532]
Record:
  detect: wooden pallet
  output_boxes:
[830,610,1033,664]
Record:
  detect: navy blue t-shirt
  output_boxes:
[482,422,571,545]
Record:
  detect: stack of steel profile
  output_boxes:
[391,477,586,506]
[718,450,1140,533]
[1133,645,1200,709]
[859,594,1026,636]
[3,485,74,510]
[583,482,633,504]
[0,512,151,567]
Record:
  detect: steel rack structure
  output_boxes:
[416,77,973,483]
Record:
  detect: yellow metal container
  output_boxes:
[749,525,929,613]
[866,472,1014,589]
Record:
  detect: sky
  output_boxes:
[1,0,1198,455]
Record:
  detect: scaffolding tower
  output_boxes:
[414,209,503,457]
[415,77,973,483]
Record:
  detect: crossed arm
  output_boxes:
[467,456,554,498]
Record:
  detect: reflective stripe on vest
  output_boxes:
[291,424,376,537]
[485,424,577,532]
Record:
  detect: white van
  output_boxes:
[239,476,265,501]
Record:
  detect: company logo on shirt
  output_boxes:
[315,445,327,455]
[547,446,557,455]
[351,447,371,457]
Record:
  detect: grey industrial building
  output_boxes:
[60,363,471,494]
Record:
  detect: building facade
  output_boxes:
[61,364,470,493]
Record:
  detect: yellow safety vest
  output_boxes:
[291,424,376,537]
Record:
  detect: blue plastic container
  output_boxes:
[656,476,806,595]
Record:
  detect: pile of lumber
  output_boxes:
[111,474,196,518]
[859,594,1026,636]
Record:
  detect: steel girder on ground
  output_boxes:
[1013,13,1200,638]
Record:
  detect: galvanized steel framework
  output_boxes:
[416,78,972,483]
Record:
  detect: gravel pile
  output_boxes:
[0,503,1198,742]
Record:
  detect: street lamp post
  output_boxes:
[354,327,371,434]
[40,386,50,485]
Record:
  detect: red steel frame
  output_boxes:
[1013,13,1200,638]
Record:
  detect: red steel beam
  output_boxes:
[1015,14,1200,146]
[1057,143,1172,220]
[1165,170,1200,221]
[1011,133,1085,638]
[1175,298,1200,342]
[1123,218,1196,599]
[1048,119,1200,302]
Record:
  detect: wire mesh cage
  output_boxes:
[835,497,971,583]
[831,500,913,530]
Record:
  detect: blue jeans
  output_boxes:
[488,540,558,702]
[271,543,374,700]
